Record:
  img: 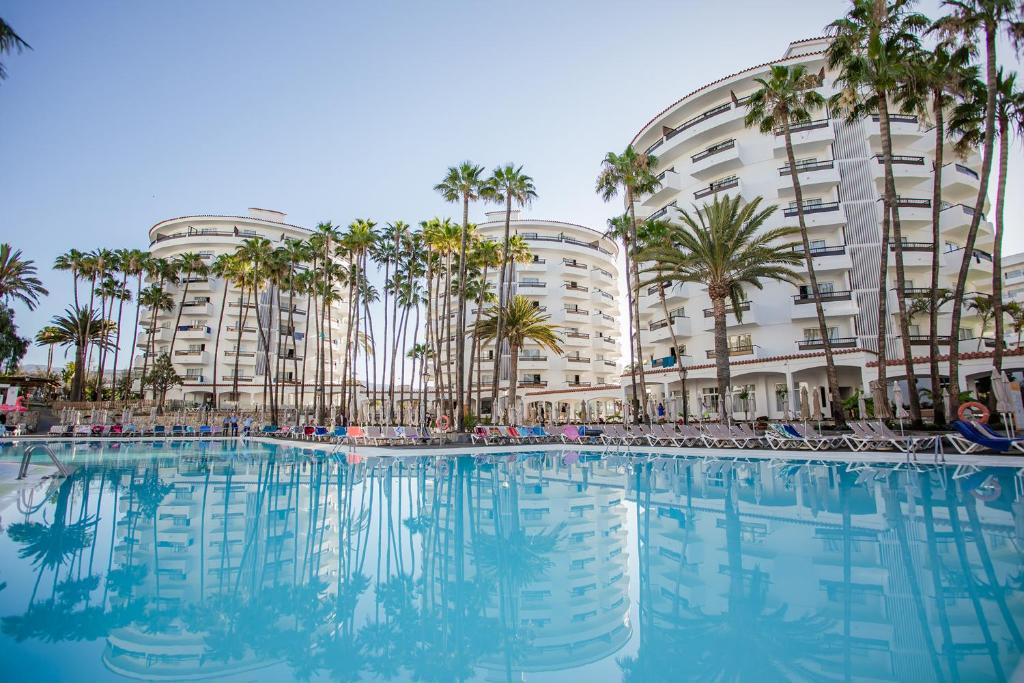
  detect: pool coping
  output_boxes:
[5,435,1024,469]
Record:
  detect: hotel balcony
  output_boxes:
[693,175,741,201]
[137,327,171,345]
[782,200,844,229]
[182,374,206,384]
[222,374,254,383]
[773,118,835,157]
[173,350,209,365]
[648,314,693,339]
[701,301,756,331]
[866,113,921,143]
[941,162,981,199]
[644,101,746,165]
[796,336,858,351]
[559,258,589,274]
[939,203,993,240]
[517,354,548,367]
[176,325,212,341]
[591,287,614,305]
[776,159,840,198]
[562,306,590,321]
[646,201,677,222]
[564,355,592,365]
[516,281,548,297]
[180,300,213,317]
[642,168,683,207]
[871,154,929,190]
[562,282,590,299]
[941,246,994,279]
[591,266,615,282]
[792,244,852,273]
[886,196,932,224]
[888,241,933,269]
[517,258,547,272]
[223,350,257,365]
[563,330,591,346]
[905,334,950,347]
[791,289,859,319]
[517,380,548,389]
[706,344,758,360]
[593,311,617,329]
[179,276,217,292]
[226,301,257,317]
[690,139,741,179]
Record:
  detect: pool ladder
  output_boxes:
[17,443,70,480]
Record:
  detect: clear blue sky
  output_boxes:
[2,0,1021,367]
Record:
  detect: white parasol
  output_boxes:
[857,391,868,421]
[893,381,908,434]
[800,386,810,425]
[812,387,823,430]
[991,368,1014,435]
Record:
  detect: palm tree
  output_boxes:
[745,63,846,426]
[932,0,1022,408]
[467,238,501,417]
[966,293,995,349]
[896,42,976,424]
[0,243,47,310]
[475,295,562,423]
[435,162,487,430]
[827,0,930,425]
[167,252,209,358]
[0,18,30,81]
[119,248,150,397]
[209,254,240,409]
[636,218,691,422]
[137,285,174,399]
[44,306,117,401]
[485,164,538,423]
[637,195,802,422]
[94,275,130,398]
[340,220,378,420]
[1004,300,1024,348]
[34,326,61,377]
[234,238,277,418]
[596,146,660,422]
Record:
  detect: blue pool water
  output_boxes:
[0,440,1021,682]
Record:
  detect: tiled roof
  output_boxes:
[867,347,1024,367]
[622,347,872,377]
[523,383,622,397]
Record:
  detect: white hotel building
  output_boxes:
[626,37,1000,420]
[140,208,350,408]
[438,213,624,421]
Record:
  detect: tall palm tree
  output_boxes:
[485,164,538,423]
[966,293,995,349]
[45,306,117,401]
[896,42,976,423]
[119,248,150,397]
[475,295,562,423]
[137,285,174,400]
[467,238,501,417]
[340,220,378,420]
[0,18,30,81]
[234,237,277,419]
[435,162,487,430]
[94,275,129,398]
[34,326,62,377]
[53,249,87,308]
[209,253,239,409]
[932,0,1022,406]
[637,195,802,422]
[596,146,660,423]
[0,243,47,310]
[636,218,691,422]
[167,252,209,358]
[746,63,846,426]
[828,0,930,424]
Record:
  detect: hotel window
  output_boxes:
[908,324,921,336]
[1006,269,1023,280]
[958,328,973,340]
[701,387,720,412]
[775,383,788,411]
[728,333,751,350]
[803,327,838,340]
[790,197,823,208]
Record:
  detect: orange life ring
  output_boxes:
[971,476,1001,502]
[436,414,451,432]
[958,401,990,424]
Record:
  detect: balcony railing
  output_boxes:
[593,267,613,278]
[901,287,935,296]
[181,300,211,308]
[517,281,546,288]
[519,354,548,361]
[566,381,592,387]
[889,241,933,252]
[793,290,852,304]
[178,325,211,333]
[665,102,732,140]
[563,283,590,292]
[564,331,590,339]
[706,346,754,359]
[954,163,979,180]
[794,245,846,258]
[907,335,951,346]
[222,375,253,382]
[655,167,675,181]
[604,360,617,367]
[875,154,925,165]
[892,196,931,208]
[779,159,834,175]
[797,337,858,351]
[562,259,587,269]
[517,380,547,388]
[224,351,257,357]
[174,350,205,357]
[941,202,986,221]
[564,307,589,315]
[694,176,739,199]
[566,356,591,363]
[691,139,735,163]
[783,200,840,217]
[776,118,829,135]
[703,301,750,317]
[520,232,613,256]
[871,113,918,124]
[648,202,677,221]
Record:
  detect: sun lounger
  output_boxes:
[345,426,366,444]
[48,425,67,436]
[73,425,92,437]
[948,420,1024,454]
[560,424,583,444]
[198,425,213,437]
[765,423,827,450]
[865,420,937,453]
[675,424,705,447]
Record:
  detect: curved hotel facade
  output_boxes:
[140,208,350,408]
[627,37,996,419]
[449,212,624,421]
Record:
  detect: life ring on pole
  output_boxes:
[436,414,451,432]
[957,401,990,424]
[971,476,1001,502]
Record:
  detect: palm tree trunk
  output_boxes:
[168,273,192,359]
[948,24,998,410]
[621,234,641,422]
[212,279,229,408]
[928,92,945,425]
[141,302,160,402]
[111,274,128,401]
[658,288,689,424]
[626,188,650,422]
[232,288,248,402]
[992,112,1009,373]
[784,123,846,427]
[711,294,731,422]
[490,193,514,421]
[879,95,923,426]
[455,195,470,431]
[125,273,144,398]
[507,344,520,421]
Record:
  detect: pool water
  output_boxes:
[0,440,1021,682]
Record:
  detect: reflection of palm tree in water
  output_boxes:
[621,465,837,682]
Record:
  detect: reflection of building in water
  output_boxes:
[102,454,344,680]
[424,456,632,677]
[628,458,1024,681]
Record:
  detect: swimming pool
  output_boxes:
[0,440,1021,681]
